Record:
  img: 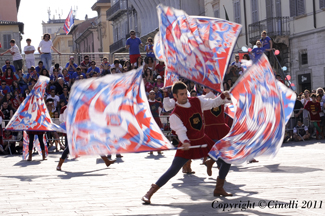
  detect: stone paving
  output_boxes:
[1,140,325,216]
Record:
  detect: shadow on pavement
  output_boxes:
[144,153,166,160]
[0,174,48,182]
[230,164,323,173]
[13,160,42,167]
[281,139,321,148]
[57,167,109,179]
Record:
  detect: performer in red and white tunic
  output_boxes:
[142,82,233,204]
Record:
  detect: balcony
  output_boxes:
[110,38,126,53]
[106,0,127,21]
[248,17,290,44]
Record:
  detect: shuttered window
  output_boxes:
[320,0,325,9]
[2,34,11,49]
[275,0,282,17]
[251,0,259,23]
[290,0,306,17]
[234,0,241,24]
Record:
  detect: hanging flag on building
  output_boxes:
[154,5,242,91]
[66,67,174,157]
[209,55,295,164]
[63,8,74,34]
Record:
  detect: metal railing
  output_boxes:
[106,0,127,21]
[109,38,126,54]
[248,17,290,44]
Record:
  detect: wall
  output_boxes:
[0,0,18,22]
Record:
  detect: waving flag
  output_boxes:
[66,67,173,156]
[63,8,74,34]
[6,76,62,132]
[22,132,48,160]
[155,5,242,91]
[224,104,235,119]
[209,55,287,164]
[277,81,296,123]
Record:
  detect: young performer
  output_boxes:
[142,81,233,204]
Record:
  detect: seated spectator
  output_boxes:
[100,57,111,75]
[144,57,155,74]
[155,75,164,88]
[145,37,156,66]
[226,54,242,83]
[50,63,63,75]
[190,90,197,97]
[293,120,310,141]
[54,77,65,95]
[10,80,21,95]
[1,93,13,110]
[153,86,163,101]
[46,90,59,112]
[123,60,132,72]
[0,69,3,80]
[46,98,55,117]
[28,78,37,92]
[134,56,144,69]
[72,67,86,81]
[2,130,16,154]
[17,70,28,92]
[110,59,123,73]
[26,66,39,83]
[62,68,71,86]
[80,55,91,74]
[10,90,22,110]
[155,61,165,77]
[110,68,117,74]
[35,61,45,74]
[22,89,30,100]
[143,68,154,84]
[143,78,153,94]
[40,68,50,78]
[50,69,63,84]
[4,68,17,86]
[93,72,99,77]
[59,87,69,104]
[87,61,100,77]
[65,56,78,76]
[0,80,11,96]
[1,101,14,125]
[2,60,16,74]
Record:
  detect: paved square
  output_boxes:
[1,140,325,215]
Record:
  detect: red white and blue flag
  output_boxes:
[66,67,173,156]
[154,5,242,90]
[63,8,74,35]
[22,132,48,160]
[209,55,296,164]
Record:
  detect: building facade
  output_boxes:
[205,0,325,92]
[107,0,205,56]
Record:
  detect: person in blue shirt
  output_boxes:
[250,41,272,62]
[65,56,78,76]
[260,31,273,59]
[35,61,45,74]
[145,37,156,66]
[72,67,86,81]
[87,61,100,77]
[0,80,11,96]
[59,86,69,104]
[2,60,16,73]
[125,30,143,67]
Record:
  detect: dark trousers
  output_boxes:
[13,59,23,71]
[29,133,45,151]
[155,156,231,188]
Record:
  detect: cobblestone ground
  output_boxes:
[1,140,325,216]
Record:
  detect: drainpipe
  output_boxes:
[243,0,248,45]
[313,0,316,28]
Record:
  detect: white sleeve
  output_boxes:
[169,114,188,143]
[163,97,176,111]
[199,91,215,99]
[198,95,227,111]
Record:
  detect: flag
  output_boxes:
[63,8,74,34]
[209,55,290,164]
[22,131,48,160]
[66,67,174,156]
[277,80,296,124]
[5,76,63,132]
[155,5,242,91]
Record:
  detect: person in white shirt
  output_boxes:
[23,38,35,69]
[50,63,63,75]
[38,33,61,70]
[46,89,60,112]
[0,39,23,71]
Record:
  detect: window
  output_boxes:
[233,0,241,24]
[2,34,11,49]
[320,0,325,9]
[251,0,258,23]
[290,0,305,17]
[68,40,73,47]
[48,29,52,34]
[301,53,308,65]
[213,2,220,18]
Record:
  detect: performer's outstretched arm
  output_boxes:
[198,92,231,111]
[169,114,189,144]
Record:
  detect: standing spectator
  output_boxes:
[145,37,156,66]
[80,55,91,74]
[24,38,35,69]
[0,39,23,71]
[87,61,100,77]
[250,41,272,61]
[293,93,304,122]
[65,56,78,76]
[35,61,45,74]
[4,68,17,86]
[226,54,242,82]
[110,59,123,73]
[1,60,16,73]
[155,61,165,77]
[50,63,63,75]
[59,87,69,104]
[148,90,164,130]
[1,101,14,125]
[260,31,273,59]
[72,67,86,82]
[46,90,60,112]
[38,33,61,70]
[134,56,144,69]
[125,30,143,66]
[100,57,110,75]
[0,110,4,153]
[301,89,312,126]
[304,93,323,139]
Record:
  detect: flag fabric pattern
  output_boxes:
[22,131,48,160]
[63,8,74,34]
[277,80,296,124]
[209,55,288,164]
[5,76,63,132]
[224,104,235,119]
[66,68,173,156]
[155,5,242,91]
